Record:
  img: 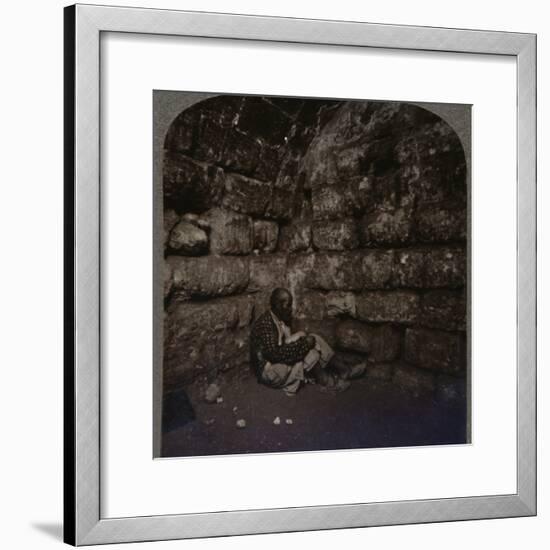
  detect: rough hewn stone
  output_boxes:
[404,328,465,374]
[222,173,271,216]
[163,261,174,300]
[163,294,254,385]
[164,209,180,248]
[311,184,356,220]
[359,207,413,245]
[254,145,283,182]
[424,247,466,288]
[312,218,359,250]
[421,290,466,330]
[416,203,467,242]
[306,252,364,291]
[265,188,295,221]
[326,292,356,318]
[393,364,436,398]
[295,291,326,321]
[356,291,420,324]
[221,128,262,175]
[248,254,287,291]
[162,97,470,393]
[166,293,255,334]
[201,208,252,255]
[163,109,198,153]
[335,320,401,362]
[168,220,209,255]
[252,220,279,253]
[193,118,227,164]
[395,121,467,206]
[163,153,225,212]
[362,250,394,288]
[164,326,250,387]
[286,254,315,298]
[392,249,425,288]
[278,221,312,253]
[167,255,249,298]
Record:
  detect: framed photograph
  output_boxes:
[64,3,536,545]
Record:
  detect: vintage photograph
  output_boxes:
[155,92,470,458]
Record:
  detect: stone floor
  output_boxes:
[161,371,468,458]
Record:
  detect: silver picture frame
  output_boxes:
[64,3,536,545]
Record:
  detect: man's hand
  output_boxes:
[305,334,316,349]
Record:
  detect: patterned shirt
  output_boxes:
[250,310,311,380]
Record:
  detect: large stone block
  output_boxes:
[248,254,287,291]
[278,221,312,253]
[201,208,252,255]
[326,292,357,318]
[395,120,467,206]
[163,294,254,386]
[311,183,356,220]
[254,144,283,183]
[167,255,249,299]
[167,220,209,255]
[421,290,466,331]
[294,290,327,321]
[193,117,227,164]
[221,128,262,175]
[356,291,420,324]
[335,320,401,362]
[312,218,359,250]
[404,328,465,374]
[164,326,250,387]
[359,207,413,245]
[392,249,425,288]
[163,209,180,248]
[166,294,255,336]
[416,203,467,242]
[252,220,279,253]
[306,252,364,291]
[222,173,271,217]
[265,188,295,221]
[286,253,315,297]
[294,290,357,321]
[424,247,466,288]
[362,250,394,289]
[196,95,244,126]
[249,290,271,323]
[163,261,174,300]
[163,153,225,212]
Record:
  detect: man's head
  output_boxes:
[270,287,293,326]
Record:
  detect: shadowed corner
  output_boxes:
[31,522,63,541]
[162,387,196,434]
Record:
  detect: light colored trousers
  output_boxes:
[260,333,334,395]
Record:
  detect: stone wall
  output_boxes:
[162,95,468,401]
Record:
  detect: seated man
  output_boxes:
[250,287,358,396]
